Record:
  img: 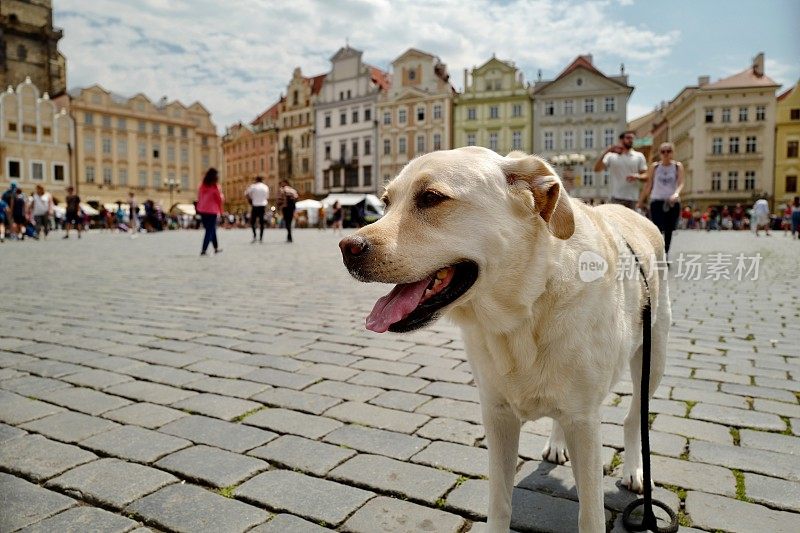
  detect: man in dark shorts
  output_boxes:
[63,186,82,239]
[11,188,28,239]
[277,180,298,243]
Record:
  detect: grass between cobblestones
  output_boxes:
[216,484,238,499]
[608,452,623,474]
[660,483,692,528]
[731,469,751,503]
[683,400,697,417]
[231,406,265,422]
[779,416,793,435]
[730,427,741,445]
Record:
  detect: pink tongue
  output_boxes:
[366,278,432,333]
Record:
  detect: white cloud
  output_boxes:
[55,0,680,131]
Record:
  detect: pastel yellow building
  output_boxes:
[69,85,220,208]
[0,77,73,200]
[774,80,800,206]
[454,56,532,154]
[377,48,454,184]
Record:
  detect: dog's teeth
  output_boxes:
[436,269,448,280]
[433,279,442,287]
[424,289,433,299]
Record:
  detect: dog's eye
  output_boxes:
[417,190,448,209]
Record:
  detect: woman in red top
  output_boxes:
[197,168,224,255]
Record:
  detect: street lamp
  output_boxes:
[164,177,178,211]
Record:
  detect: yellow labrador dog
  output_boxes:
[340,147,669,533]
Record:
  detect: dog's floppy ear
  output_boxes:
[503,153,575,240]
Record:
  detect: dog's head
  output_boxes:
[340,146,574,333]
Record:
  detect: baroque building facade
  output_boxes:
[315,46,389,195]
[532,55,632,202]
[661,53,779,210]
[453,56,532,154]
[774,80,800,206]
[377,48,454,184]
[0,76,73,197]
[0,0,66,97]
[69,84,220,208]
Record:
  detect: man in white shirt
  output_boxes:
[594,131,648,209]
[31,185,53,238]
[245,176,269,243]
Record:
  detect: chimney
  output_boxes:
[698,75,710,86]
[463,68,468,90]
[752,52,764,77]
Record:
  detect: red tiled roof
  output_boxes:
[369,66,390,91]
[777,85,795,101]
[554,55,605,83]
[250,97,283,126]
[306,73,327,96]
[704,67,779,90]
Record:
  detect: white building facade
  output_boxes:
[532,55,632,203]
[315,46,388,195]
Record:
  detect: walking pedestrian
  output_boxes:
[128,191,139,238]
[593,131,648,209]
[752,196,771,236]
[245,176,269,243]
[277,180,298,243]
[11,188,28,239]
[31,185,53,239]
[63,186,82,239]
[790,196,800,239]
[197,168,224,255]
[781,201,792,236]
[0,194,8,242]
[331,200,343,234]
[638,142,684,256]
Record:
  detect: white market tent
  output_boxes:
[172,204,196,216]
[295,199,323,226]
[80,203,99,216]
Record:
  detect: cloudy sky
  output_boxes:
[54,0,799,132]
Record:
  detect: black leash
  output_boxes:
[620,240,679,533]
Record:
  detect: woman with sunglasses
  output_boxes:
[637,142,684,256]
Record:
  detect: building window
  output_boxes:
[489,106,499,119]
[721,108,731,123]
[325,142,331,160]
[153,170,161,188]
[544,131,554,151]
[409,69,416,81]
[544,101,554,116]
[138,120,146,133]
[791,109,800,121]
[153,145,160,159]
[744,171,755,191]
[398,109,407,124]
[604,129,614,147]
[489,132,498,151]
[152,123,160,134]
[119,168,128,186]
[467,107,477,120]
[339,141,346,160]
[167,145,175,162]
[563,100,573,115]
[363,165,372,187]
[364,107,372,121]
[584,98,595,113]
[604,97,615,112]
[739,107,748,122]
[745,136,757,153]
[417,135,425,154]
[383,111,391,125]
[53,164,65,182]
[102,115,112,128]
[786,175,797,192]
[383,139,391,155]
[398,137,407,154]
[118,118,127,131]
[705,109,714,123]
[727,171,738,191]
[563,131,574,150]
[352,109,359,123]
[512,104,522,118]
[433,133,442,151]
[118,139,127,157]
[8,122,17,132]
[364,138,371,156]
[788,140,799,158]
[103,167,113,185]
[181,127,188,138]
[340,111,346,126]
[17,44,27,60]
[85,135,95,153]
[324,113,331,128]
[711,172,721,191]
[467,133,476,146]
[181,174,189,189]
[302,158,309,173]
[729,136,739,154]
[512,130,522,150]
[712,137,723,154]
[417,107,425,121]
[138,142,146,159]
[583,129,594,149]
[603,171,609,186]
[433,104,442,119]
[85,112,94,125]
[352,140,359,158]
[181,147,188,164]
[102,137,112,154]
[86,165,95,183]
[31,161,44,180]
[139,170,147,186]
[583,169,594,187]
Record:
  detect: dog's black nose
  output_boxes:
[339,235,369,259]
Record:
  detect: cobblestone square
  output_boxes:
[0,227,798,532]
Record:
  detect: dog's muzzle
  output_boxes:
[339,235,370,275]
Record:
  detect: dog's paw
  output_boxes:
[620,462,655,494]
[541,442,569,465]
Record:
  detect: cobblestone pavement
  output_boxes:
[1,227,798,533]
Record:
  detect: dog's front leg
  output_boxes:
[482,400,521,533]
[562,416,606,533]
